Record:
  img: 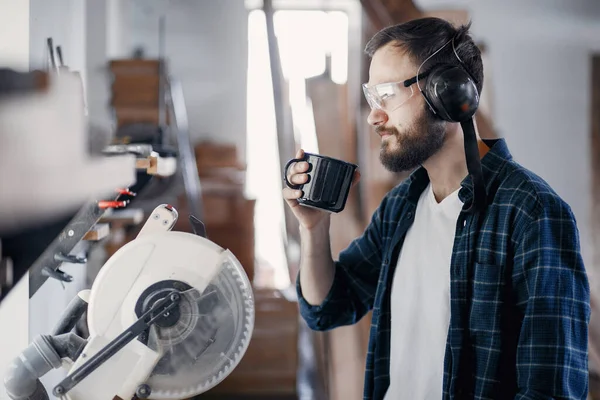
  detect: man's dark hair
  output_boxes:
[365,17,484,95]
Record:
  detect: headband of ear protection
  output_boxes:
[417,36,486,212]
[416,36,480,123]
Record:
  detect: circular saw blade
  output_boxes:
[144,252,254,399]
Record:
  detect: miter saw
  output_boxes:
[3,204,255,400]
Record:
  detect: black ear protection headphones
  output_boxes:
[416,36,486,212]
[421,64,480,123]
[415,36,480,123]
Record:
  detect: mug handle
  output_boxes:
[283,157,305,190]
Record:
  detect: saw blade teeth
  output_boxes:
[145,254,254,398]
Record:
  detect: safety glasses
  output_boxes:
[362,73,427,113]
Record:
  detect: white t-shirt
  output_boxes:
[383,182,463,400]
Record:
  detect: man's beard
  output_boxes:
[378,110,446,173]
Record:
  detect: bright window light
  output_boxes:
[246,8,349,289]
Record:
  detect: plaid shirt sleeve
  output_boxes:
[296,196,389,331]
[512,197,591,399]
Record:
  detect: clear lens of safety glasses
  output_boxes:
[362,82,415,112]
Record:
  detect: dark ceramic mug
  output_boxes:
[284,153,357,213]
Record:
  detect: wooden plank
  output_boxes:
[263,0,301,283]
[114,107,163,127]
[424,8,469,26]
[588,56,600,399]
[360,0,422,30]
[306,67,370,400]
[208,289,298,396]
[591,53,600,289]
[99,208,145,225]
[111,89,159,108]
[306,77,364,252]
[82,223,110,241]
[146,155,158,175]
[109,59,160,76]
[135,158,150,170]
[134,155,163,176]
[359,0,393,30]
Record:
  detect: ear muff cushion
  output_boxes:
[422,64,480,122]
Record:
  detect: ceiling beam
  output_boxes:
[360,0,423,30]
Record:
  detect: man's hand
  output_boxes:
[282,149,360,231]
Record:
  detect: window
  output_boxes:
[246,8,349,289]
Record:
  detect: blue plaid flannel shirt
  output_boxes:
[296,138,591,399]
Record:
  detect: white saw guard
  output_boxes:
[64,335,161,400]
[64,230,226,399]
[87,231,224,338]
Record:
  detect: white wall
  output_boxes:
[0,2,30,399]
[486,41,592,268]
[470,1,598,287]
[414,0,599,286]
[29,0,86,73]
[28,0,88,123]
[1,1,95,398]
[30,0,113,130]
[85,0,112,129]
[107,0,132,59]
[0,0,30,69]
[123,0,249,160]
[29,1,91,398]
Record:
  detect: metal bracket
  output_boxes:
[42,266,73,283]
[28,199,112,297]
[54,253,87,264]
[189,215,207,238]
